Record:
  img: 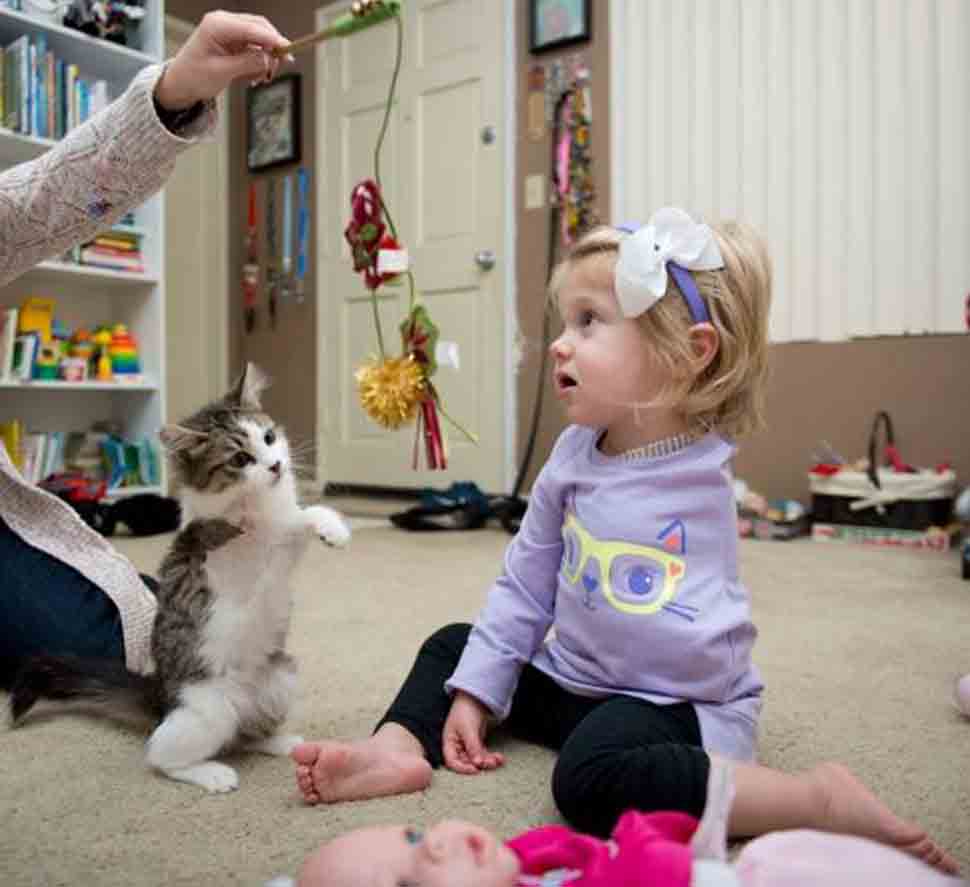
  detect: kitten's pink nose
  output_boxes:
[270,461,281,476]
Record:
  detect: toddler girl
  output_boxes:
[290,209,955,872]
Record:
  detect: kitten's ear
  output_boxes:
[229,362,270,410]
[159,425,208,453]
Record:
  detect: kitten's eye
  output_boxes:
[263,428,276,446]
[230,451,253,469]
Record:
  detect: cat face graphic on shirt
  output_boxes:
[560,512,697,622]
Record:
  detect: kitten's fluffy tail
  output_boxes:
[9,654,164,729]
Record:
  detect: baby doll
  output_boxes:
[273,762,964,887]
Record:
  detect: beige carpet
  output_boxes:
[2,521,968,885]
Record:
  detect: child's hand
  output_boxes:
[155,11,291,112]
[442,691,505,774]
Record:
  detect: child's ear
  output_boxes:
[688,323,720,373]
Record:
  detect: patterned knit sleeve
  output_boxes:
[0,63,216,286]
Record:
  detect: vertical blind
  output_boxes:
[610,0,969,342]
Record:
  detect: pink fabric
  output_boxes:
[507,810,696,886]
[735,830,966,887]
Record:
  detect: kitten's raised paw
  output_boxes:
[305,505,351,548]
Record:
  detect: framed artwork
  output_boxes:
[247,74,301,173]
[529,0,591,54]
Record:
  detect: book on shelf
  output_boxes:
[0,306,16,379]
[0,421,160,489]
[1,30,108,139]
[0,417,22,469]
[11,329,39,379]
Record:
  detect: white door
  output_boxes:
[165,17,229,424]
[315,0,508,491]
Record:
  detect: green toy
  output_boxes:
[271,0,401,58]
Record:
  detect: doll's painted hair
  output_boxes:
[548,221,772,437]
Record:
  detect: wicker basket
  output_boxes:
[809,412,956,531]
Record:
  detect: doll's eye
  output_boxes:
[263,428,276,446]
[403,827,423,845]
[231,451,253,469]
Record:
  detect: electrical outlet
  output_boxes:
[525,175,546,210]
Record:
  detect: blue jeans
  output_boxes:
[0,517,155,687]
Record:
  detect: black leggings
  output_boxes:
[377,622,711,837]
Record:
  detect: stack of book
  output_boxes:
[77,224,145,273]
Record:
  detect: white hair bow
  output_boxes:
[614,207,724,318]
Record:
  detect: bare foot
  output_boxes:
[291,734,432,805]
[811,763,960,875]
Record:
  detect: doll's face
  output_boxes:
[298,820,520,887]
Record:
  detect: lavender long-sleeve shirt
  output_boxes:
[446,426,763,761]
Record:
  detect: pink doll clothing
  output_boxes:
[734,830,967,887]
[506,809,697,886]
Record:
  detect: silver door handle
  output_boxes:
[475,250,496,271]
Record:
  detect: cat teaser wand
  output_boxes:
[278,0,475,469]
[271,0,402,58]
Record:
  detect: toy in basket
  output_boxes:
[809,412,957,551]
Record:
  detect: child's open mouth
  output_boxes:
[555,370,578,393]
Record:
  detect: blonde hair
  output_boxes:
[548,221,772,437]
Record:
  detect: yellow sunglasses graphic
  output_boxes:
[560,512,696,620]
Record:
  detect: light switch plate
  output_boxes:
[525,174,546,210]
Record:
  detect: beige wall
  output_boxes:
[736,336,970,502]
[169,1,969,505]
[513,0,610,494]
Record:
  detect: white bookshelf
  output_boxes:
[0,1,166,498]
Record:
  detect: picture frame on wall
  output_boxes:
[246,73,301,173]
[529,0,591,54]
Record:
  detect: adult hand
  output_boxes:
[154,11,292,112]
[442,690,505,774]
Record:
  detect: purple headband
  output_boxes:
[615,221,713,324]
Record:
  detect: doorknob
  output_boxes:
[475,250,496,271]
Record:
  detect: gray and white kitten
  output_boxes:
[10,363,350,793]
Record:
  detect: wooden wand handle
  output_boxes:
[271,0,401,58]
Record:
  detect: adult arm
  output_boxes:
[0,11,289,286]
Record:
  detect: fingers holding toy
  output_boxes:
[154,11,291,112]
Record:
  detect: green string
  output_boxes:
[368,13,416,358]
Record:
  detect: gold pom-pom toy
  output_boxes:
[356,355,426,430]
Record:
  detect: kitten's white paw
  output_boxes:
[305,505,351,548]
[246,733,304,757]
[163,761,239,793]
